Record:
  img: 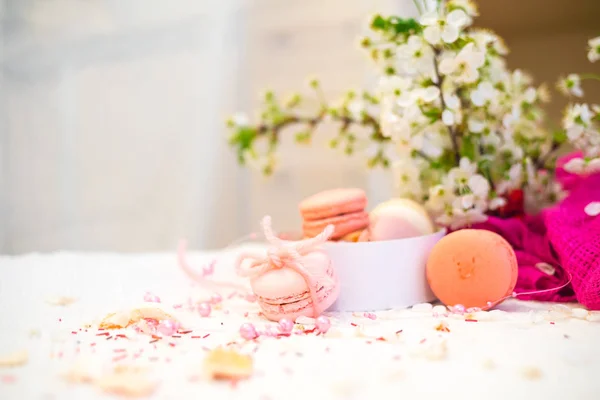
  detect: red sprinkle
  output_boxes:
[151,335,161,340]
[96,332,110,336]
[244,312,249,318]
[112,354,127,362]
[178,330,193,335]
[191,336,202,339]
[116,334,128,339]
[420,338,427,344]
[376,337,387,341]
[58,319,62,322]
[106,336,113,340]
[465,319,478,322]
[202,334,210,339]
[90,343,97,347]
[350,323,357,327]
[168,343,176,347]
[550,322,555,325]
[71,331,78,335]
[395,330,403,334]
[149,339,160,344]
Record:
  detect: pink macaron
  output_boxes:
[299,188,369,240]
[249,251,340,321]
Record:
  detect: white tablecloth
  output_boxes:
[1,248,599,400]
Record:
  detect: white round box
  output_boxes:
[324,229,446,312]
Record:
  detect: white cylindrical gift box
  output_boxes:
[324,229,446,312]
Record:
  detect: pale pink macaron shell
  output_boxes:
[249,251,339,321]
[299,188,367,221]
[366,198,435,241]
[302,211,369,239]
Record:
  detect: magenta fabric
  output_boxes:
[475,153,600,309]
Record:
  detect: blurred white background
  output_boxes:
[1,0,598,254]
[0,0,403,254]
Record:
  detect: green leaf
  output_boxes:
[553,129,567,144]
[295,131,311,144]
[229,127,256,149]
[421,107,442,122]
[370,15,387,30]
[388,17,422,35]
[460,135,477,161]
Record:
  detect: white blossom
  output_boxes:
[231,113,249,127]
[377,75,412,97]
[585,202,600,217]
[437,208,488,230]
[397,35,435,75]
[381,112,410,140]
[448,0,479,17]
[426,182,455,212]
[446,157,477,187]
[588,36,600,63]
[347,100,365,120]
[393,159,423,199]
[439,43,485,83]
[468,118,485,133]
[420,9,469,45]
[489,196,507,210]
[442,110,455,126]
[470,81,498,107]
[557,74,584,97]
[563,157,600,175]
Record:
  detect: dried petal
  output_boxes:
[521,366,542,380]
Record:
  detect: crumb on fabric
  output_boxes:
[521,366,542,380]
[0,350,28,368]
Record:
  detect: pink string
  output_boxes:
[486,270,574,309]
[235,216,334,318]
[177,241,250,294]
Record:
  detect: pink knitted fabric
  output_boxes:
[476,153,600,309]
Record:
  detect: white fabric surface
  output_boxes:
[1,248,600,400]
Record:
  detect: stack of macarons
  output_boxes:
[299,188,370,242]
[299,188,436,242]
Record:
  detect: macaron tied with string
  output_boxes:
[235,216,340,322]
[426,229,518,310]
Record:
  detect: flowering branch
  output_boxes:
[431,48,460,164]
[226,0,600,228]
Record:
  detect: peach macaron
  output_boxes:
[299,188,369,240]
[426,229,518,310]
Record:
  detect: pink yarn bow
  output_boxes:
[235,216,335,318]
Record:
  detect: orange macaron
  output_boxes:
[426,229,518,310]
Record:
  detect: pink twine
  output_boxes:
[177,241,249,293]
[486,270,574,309]
[235,216,334,318]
